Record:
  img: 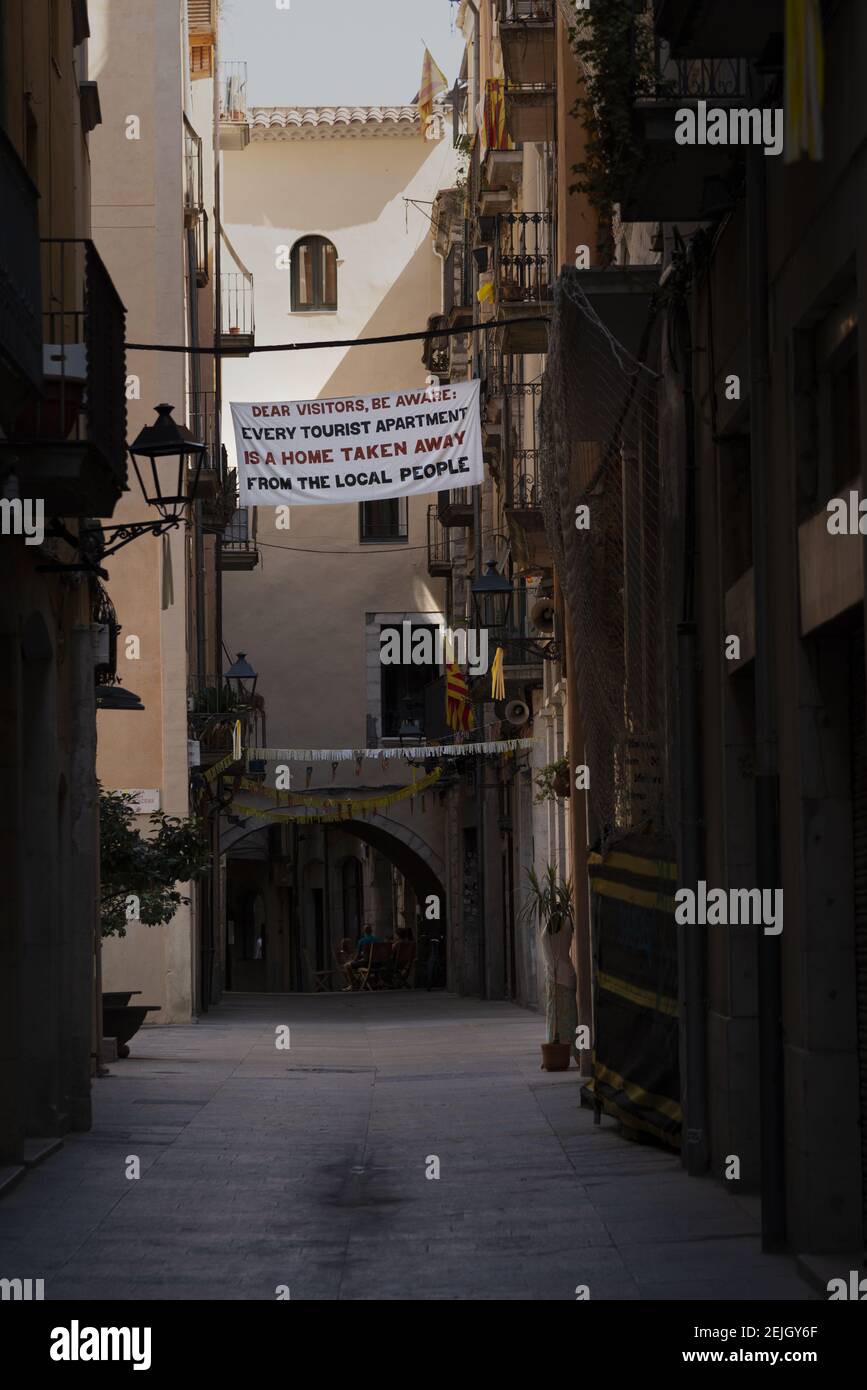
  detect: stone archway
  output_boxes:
[220,807,447,987]
[220,807,445,905]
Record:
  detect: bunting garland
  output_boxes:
[204,736,534,785]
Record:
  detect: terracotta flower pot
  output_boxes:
[541,1041,571,1071]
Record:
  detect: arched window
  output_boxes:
[291,235,338,312]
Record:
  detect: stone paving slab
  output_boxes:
[0,991,814,1302]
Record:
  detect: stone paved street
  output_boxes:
[1,993,813,1301]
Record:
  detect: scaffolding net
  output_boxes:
[540,270,675,847]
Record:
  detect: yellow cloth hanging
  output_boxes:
[785,0,825,162]
[491,646,506,701]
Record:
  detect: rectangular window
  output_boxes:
[360,497,408,543]
[380,625,439,738]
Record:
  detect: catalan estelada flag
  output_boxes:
[785,0,824,162]
[483,79,513,154]
[418,48,448,136]
[446,663,475,733]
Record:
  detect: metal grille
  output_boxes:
[540,271,672,844]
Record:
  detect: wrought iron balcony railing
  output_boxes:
[1,238,127,512]
[221,506,260,570]
[218,61,247,123]
[183,115,204,218]
[427,503,452,575]
[220,271,255,347]
[194,208,209,287]
[188,672,265,763]
[422,315,450,377]
[187,389,223,480]
[497,0,554,21]
[0,127,42,426]
[444,238,472,322]
[646,39,750,101]
[493,212,553,307]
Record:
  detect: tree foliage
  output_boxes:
[568,0,657,256]
[99,787,209,938]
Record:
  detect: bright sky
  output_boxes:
[219,0,466,108]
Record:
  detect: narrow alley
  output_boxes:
[4,997,811,1302]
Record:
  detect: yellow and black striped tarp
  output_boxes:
[585,834,682,1148]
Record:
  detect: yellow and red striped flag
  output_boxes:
[446,662,475,733]
[418,48,448,137]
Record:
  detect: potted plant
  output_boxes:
[99,788,209,1057]
[519,863,575,1070]
[534,757,570,803]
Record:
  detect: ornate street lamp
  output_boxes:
[127,402,207,522]
[471,560,559,663]
[44,403,207,569]
[224,652,258,702]
[471,560,514,635]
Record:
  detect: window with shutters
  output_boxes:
[188,0,216,80]
[290,236,338,312]
[190,44,213,79]
[187,0,217,38]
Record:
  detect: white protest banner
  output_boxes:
[231,379,483,506]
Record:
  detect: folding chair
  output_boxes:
[302,948,334,993]
[354,941,392,991]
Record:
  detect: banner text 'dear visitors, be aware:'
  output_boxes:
[231,380,483,506]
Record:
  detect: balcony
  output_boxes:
[422,315,450,380]
[0,127,42,431]
[187,672,265,769]
[502,382,550,575]
[492,212,552,353]
[619,40,751,222]
[443,237,473,329]
[653,0,782,59]
[219,271,255,354]
[186,389,224,504]
[497,1,556,87]
[194,209,209,287]
[437,485,474,528]
[183,115,204,226]
[427,504,452,577]
[0,239,127,516]
[218,61,250,150]
[220,507,260,571]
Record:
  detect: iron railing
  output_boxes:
[188,670,264,760]
[183,115,204,215]
[0,127,42,419]
[194,208,209,286]
[422,314,450,376]
[22,239,127,478]
[223,507,256,549]
[494,212,553,306]
[427,504,452,569]
[187,389,223,480]
[444,237,472,319]
[221,271,255,340]
[504,380,543,507]
[498,0,555,22]
[650,40,749,99]
[218,61,247,122]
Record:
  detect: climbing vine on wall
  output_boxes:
[567,0,657,257]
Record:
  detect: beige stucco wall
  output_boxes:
[88,0,213,1022]
[220,123,457,874]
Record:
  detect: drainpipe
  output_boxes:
[747,144,785,1251]
[465,0,487,998]
[674,250,709,1177]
